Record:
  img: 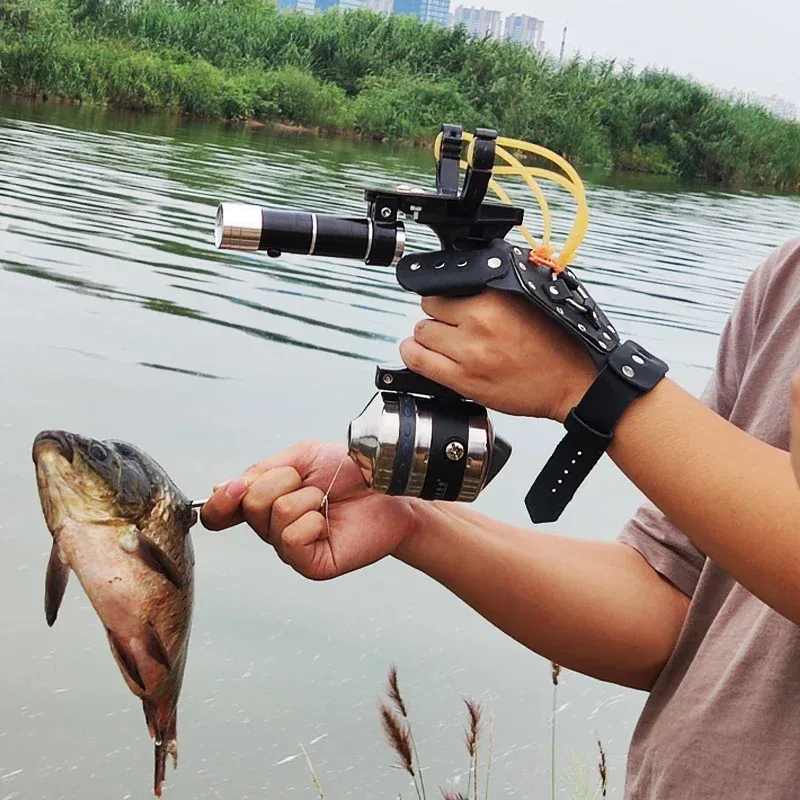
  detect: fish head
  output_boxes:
[32,430,195,534]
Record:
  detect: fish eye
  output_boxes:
[89,443,107,461]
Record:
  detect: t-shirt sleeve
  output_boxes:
[616,247,775,598]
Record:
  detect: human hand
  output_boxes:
[199,441,416,580]
[398,289,597,422]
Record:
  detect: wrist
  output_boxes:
[553,359,597,424]
[393,497,451,569]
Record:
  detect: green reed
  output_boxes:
[2,0,799,191]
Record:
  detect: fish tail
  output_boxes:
[154,738,168,798]
[147,699,178,797]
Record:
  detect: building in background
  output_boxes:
[712,88,799,121]
[503,13,544,51]
[393,0,448,26]
[420,0,450,25]
[279,0,549,38]
[315,0,367,10]
[369,0,394,14]
[452,5,502,40]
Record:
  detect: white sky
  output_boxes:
[470,0,800,107]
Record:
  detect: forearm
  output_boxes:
[608,377,800,623]
[396,501,689,689]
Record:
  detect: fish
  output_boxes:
[31,429,197,797]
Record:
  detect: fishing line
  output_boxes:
[319,452,349,539]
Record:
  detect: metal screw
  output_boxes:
[410,262,421,271]
[487,257,502,269]
[622,365,635,378]
[445,441,465,461]
[632,354,645,365]
[383,374,394,385]
[549,286,559,296]
[381,207,392,219]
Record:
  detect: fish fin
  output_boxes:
[106,627,146,693]
[143,699,159,740]
[143,623,171,672]
[131,531,184,590]
[44,544,70,627]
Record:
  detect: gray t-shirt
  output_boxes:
[618,236,800,799]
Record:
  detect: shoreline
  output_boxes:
[7,91,798,199]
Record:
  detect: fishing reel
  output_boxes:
[213,124,668,523]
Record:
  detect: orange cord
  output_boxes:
[528,243,564,274]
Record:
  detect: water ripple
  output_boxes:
[1,105,799,373]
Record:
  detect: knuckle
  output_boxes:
[241,490,264,517]
[400,342,425,374]
[272,495,293,520]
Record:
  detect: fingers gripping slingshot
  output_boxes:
[214,124,668,523]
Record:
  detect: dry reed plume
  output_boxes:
[463,698,483,800]
[597,737,608,798]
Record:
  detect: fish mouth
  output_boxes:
[33,430,75,464]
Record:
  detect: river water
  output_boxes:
[1,98,798,800]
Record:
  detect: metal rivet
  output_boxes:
[578,324,587,332]
[445,441,465,461]
[457,260,468,268]
[381,207,392,219]
[632,354,645,365]
[549,286,559,296]
[487,257,502,269]
[577,451,582,456]
[518,261,527,270]
[622,365,635,378]
[608,325,617,334]
[434,261,445,269]
[557,307,565,315]
[602,332,612,341]
[564,469,569,475]
[552,488,557,493]
[410,262,421,271]
[527,281,536,290]
[571,459,576,465]
[513,247,522,256]
[599,341,608,350]
[383,374,394,385]
[557,479,563,484]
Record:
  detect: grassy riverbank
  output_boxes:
[3,0,800,191]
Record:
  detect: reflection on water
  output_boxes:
[1,97,798,800]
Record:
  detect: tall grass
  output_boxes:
[2,0,799,190]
